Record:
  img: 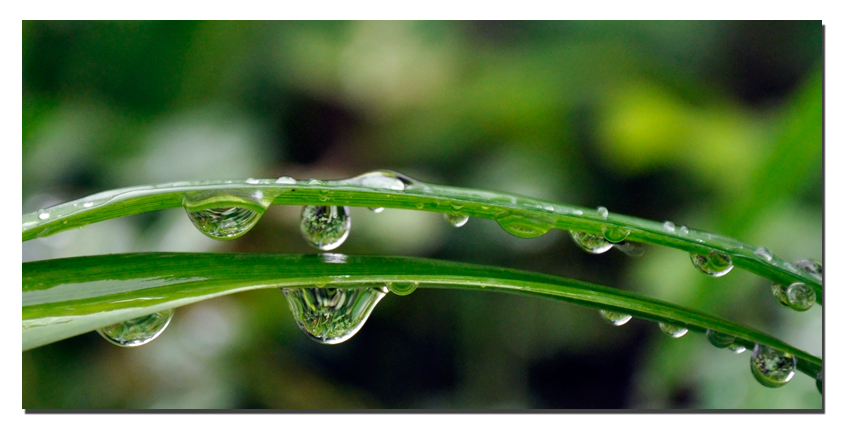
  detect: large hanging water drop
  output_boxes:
[183,190,274,240]
[570,231,612,254]
[750,344,796,388]
[659,323,688,338]
[444,213,469,228]
[497,214,552,238]
[690,250,734,277]
[771,282,816,311]
[97,309,174,347]
[387,281,419,296]
[599,310,632,326]
[794,259,823,281]
[300,205,351,250]
[281,287,386,344]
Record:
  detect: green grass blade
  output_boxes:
[21,174,822,302]
[22,252,821,379]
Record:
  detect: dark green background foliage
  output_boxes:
[22,21,822,409]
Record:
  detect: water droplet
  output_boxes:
[706,329,745,353]
[444,213,469,228]
[794,259,823,281]
[369,207,385,213]
[771,282,816,311]
[690,250,733,277]
[275,176,297,184]
[281,287,385,344]
[659,323,688,338]
[662,221,676,233]
[597,206,609,219]
[754,247,773,262]
[679,226,689,235]
[186,206,262,239]
[415,202,425,209]
[599,310,632,326]
[816,370,822,394]
[246,178,260,184]
[497,214,552,238]
[450,202,464,211]
[97,309,174,347]
[387,281,419,296]
[750,344,796,388]
[570,231,612,254]
[300,205,351,250]
[38,211,49,220]
[83,202,94,208]
[347,170,413,191]
[602,226,630,243]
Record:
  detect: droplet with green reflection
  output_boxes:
[281,287,386,344]
[97,309,174,347]
[750,344,796,388]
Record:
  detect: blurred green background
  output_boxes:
[22,21,823,409]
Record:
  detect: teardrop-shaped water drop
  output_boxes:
[597,206,609,219]
[497,214,552,238]
[599,310,632,326]
[690,250,734,277]
[369,207,385,213]
[444,213,470,228]
[570,231,613,254]
[387,281,419,296]
[97,309,174,347]
[771,282,816,311]
[754,247,773,262]
[300,205,351,251]
[662,221,676,233]
[794,259,823,281]
[281,287,385,344]
[750,344,796,388]
[679,225,689,235]
[602,226,630,243]
[659,323,688,338]
[186,206,262,239]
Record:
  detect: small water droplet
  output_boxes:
[300,205,351,250]
[728,343,747,354]
[415,202,425,209]
[597,206,609,219]
[599,310,632,326]
[347,170,413,191]
[369,207,385,213]
[706,329,745,353]
[450,202,464,211]
[275,176,297,184]
[444,213,469,228]
[38,211,49,220]
[281,287,385,344]
[662,221,676,233]
[690,250,734,277]
[679,226,689,235]
[83,202,94,208]
[570,231,612,254]
[97,309,174,347]
[497,214,552,238]
[754,247,773,262]
[794,259,823,281]
[602,226,630,243]
[186,206,262,239]
[659,323,688,338]
[771,282,816,311]
[750,344,796,388]
[816,370,822,394]
[387,281,419,296]
[246,178,260,184]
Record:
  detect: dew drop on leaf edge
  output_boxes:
[599,310,632,326]
[690,250,734,277]
[97,309,174,347]
[186,206,263,240]
[659,323,688,338]
[281,287,385,344]
[570,231,613,254]
[300,205,351,251]
[750,344,796,388]
[387,281,419,296]
[771,282,816,311]
[444,213,470,228]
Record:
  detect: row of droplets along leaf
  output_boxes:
[94,284,816,393]
[25,170,821,296]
